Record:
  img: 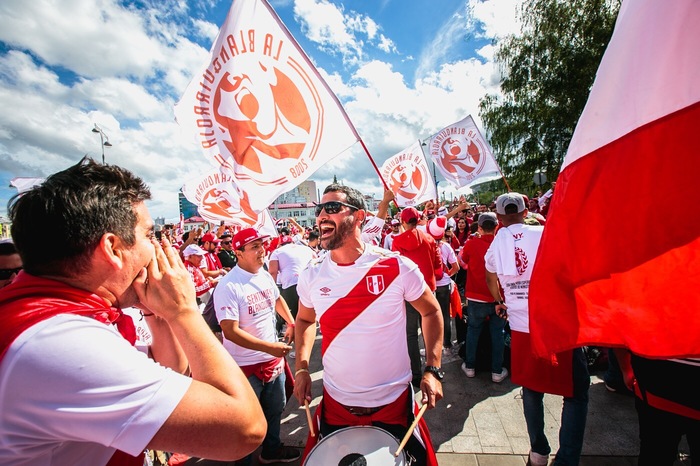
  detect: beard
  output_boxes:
[320,216,355,251]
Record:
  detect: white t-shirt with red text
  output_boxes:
[213,266,280,366]
[484,223,544,333]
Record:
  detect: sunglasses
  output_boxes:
[314,201,358,217]
[221,241,232,245]
[0,267,22,280]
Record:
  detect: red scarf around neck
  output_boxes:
[0,272,136,360]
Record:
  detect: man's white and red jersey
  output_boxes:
[297,244,425,408]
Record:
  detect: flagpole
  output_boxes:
[359,137,389,191]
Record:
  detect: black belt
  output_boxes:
[341,404,386,416]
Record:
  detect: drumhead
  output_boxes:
[303,425,405,466]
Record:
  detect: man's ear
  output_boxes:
[98,233,125,270]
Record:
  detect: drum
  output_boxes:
[303,425,407,466]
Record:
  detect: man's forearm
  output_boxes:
[146,315,189,374]
[421,311,443,367]
[294,316,316,371]
[167,310,252,395]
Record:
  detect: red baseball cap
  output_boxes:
[400,207,421,223]
[232,228,270,250]
[201,232,219,243]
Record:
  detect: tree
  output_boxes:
[479,0,620,194]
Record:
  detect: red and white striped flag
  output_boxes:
[529,0,700,359]
[380,141,437,207]
[181,169,278,237]
[427,115,501,189]
[175,0,359,212]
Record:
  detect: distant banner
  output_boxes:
[380,141,437,207]
[427,115,501,188]
[181,169,277,236]
[174,0,359,212]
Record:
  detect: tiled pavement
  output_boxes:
[274,333,691,465]
[188,332,691,465]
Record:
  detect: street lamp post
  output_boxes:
[91,124,112,164]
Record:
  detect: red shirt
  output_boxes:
[460,234,495,302]
[391,228,443,291]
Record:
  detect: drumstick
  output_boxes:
[304,399,316,437]
[394,403,428,457]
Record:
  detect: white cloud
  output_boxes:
[193,18,220,42]
[0,0,164,79]
[294,0,362,64]
[414,8,467,81]
[469,0,522,39]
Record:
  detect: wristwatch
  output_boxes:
[494,300,505,305]
[423,365,445,381]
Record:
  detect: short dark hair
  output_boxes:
[9,157,151,277]
[322,183,366,211]
[308,230,320,241]
[504,203,520,215]
[0,241,18,256]
[480,221,497,233]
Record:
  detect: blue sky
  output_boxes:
[0,0,521,221]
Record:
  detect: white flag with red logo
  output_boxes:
[529,0,700,359]
[427,115,501,189]
[380,141,437,207]
[175,0,359,212]
[181,169,277,237]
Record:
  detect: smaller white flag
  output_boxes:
[427,115,501,189]
[380,141,437,207]
[10,177,45,193]
[181,168,276,236]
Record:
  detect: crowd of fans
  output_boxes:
[1,162,695,466]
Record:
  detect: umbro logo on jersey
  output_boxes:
[320,286,331,296]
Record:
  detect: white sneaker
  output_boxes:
[527,450,549,466]
[461,362,475,378]
[492,367,508,383]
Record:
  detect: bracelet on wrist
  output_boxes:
[295,368,309,377]
[140,311,155,317]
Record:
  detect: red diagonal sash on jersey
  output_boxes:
[319,257,400,356]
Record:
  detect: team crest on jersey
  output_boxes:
[366,275,385,295]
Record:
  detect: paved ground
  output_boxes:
[187,331,691,465]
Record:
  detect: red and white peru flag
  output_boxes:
[175,0,359,212]
[427,115,501,189]
[529,0,700,359]
[380,141,437,207]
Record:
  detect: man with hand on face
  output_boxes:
[294,183,443,466]
[213,228,300,466]
[0,158,265,465]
